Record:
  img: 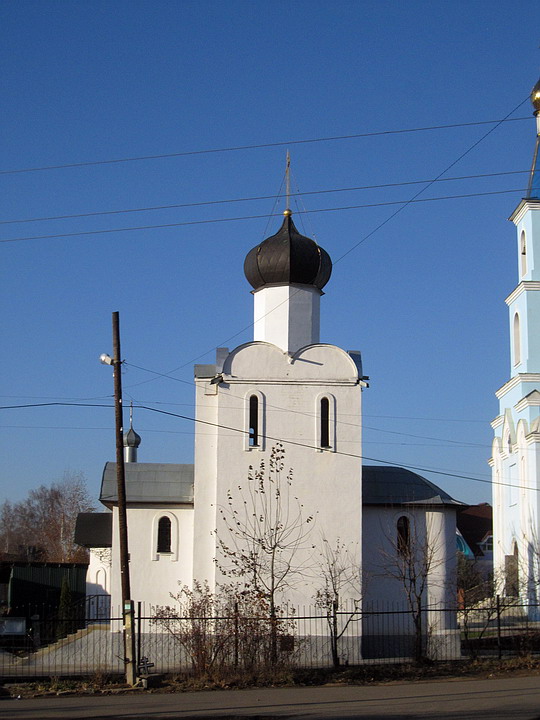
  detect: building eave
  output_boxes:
[509,198,540,225]
[505,281,540,306]
[495,374,540,400]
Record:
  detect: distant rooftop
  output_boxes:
[362,466,463,506]
[74,512,112,548]
[98,462,458,508]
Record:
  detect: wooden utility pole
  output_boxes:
[111,311,136,685]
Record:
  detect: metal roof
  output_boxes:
[100,463,194,507]
[97,462,459,510]
[362,465,463,507]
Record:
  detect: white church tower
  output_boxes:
[192,208,365,606]
[491,76,540,603]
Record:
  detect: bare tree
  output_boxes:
[153,581,234,676]
[152,581,297,678]
[314,536,361,667]
[216,443,313,662]
[0,471,95,562]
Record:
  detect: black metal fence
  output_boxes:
[1,597,540,678]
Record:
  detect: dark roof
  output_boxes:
[0,561,88,569]
[96,462,458,512]
[362,466,463,507]
[244,214,332,291]
[74,513,112,548]
[100,463,194,506]
[457,503,492,556]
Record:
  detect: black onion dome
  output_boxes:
[244,213,332,291]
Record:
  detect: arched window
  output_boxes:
[397,516,410,556]
[95,568,108,594]
[513,313,521,366]
[520,230,527,277]
[320,397,330,448]
[249,395,259,447]
[157,516,172,553]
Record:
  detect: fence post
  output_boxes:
[496,594,502,660]
[137,601,142,671]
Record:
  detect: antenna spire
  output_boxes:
[284,151,292,217]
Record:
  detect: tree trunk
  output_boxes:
[331,601,340,667]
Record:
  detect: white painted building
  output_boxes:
[491,77,540,605]
[76,206,462,658]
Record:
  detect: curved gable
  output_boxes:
[223,341,360,381]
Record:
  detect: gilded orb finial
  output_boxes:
[283,208,292,217]
[531,77,540,113]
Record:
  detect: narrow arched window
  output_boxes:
[397,516,410,556]
[513,313,521,366]
[249,395,259,447]
[157,516,172,553]
[320,397,330,448]
[520,230,527,277]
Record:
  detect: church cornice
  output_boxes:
[526,431,540,445]
[222,378,363,387]
[495,373,540,399]
[514,390,540,412]
[505,281,540,306]
[509,198,540,225]
[491,415,504,429]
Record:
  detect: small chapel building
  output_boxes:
[491,77,540,607]
[77,204,462,659]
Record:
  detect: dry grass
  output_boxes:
[4,656,540,698]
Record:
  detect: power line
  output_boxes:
[122,95,527,386]
[135,403,506,492]
[0,187,527,245]
[0,117,529,177]
[334,96,530,264]
[121,99,530,390]
[0,423,488,447]
[0,170,528,226]
[0,400,512,492]
[122,362,488,446]
[0,392,485,423]
[1,105,526,495]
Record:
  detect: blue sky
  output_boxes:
[1,0,540,507]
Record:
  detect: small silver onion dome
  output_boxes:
[123,426,141,448]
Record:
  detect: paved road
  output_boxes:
[1,675,540,720]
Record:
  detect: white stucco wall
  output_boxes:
[362,506,457,610]
[87,547,111,596]
[109,505,194,615]
[192,341,363,608]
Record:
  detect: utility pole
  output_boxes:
[102,311,136,685]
